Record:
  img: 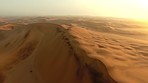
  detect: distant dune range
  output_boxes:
[0,23,147,83]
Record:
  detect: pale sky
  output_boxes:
[0,0,148,20]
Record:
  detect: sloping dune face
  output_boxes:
[67,25,148,83]
[0,23,116,83]
[0,24,14,30]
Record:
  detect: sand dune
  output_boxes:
[0,24,14,30]
[67,25,148,83]
[0,23,147,83]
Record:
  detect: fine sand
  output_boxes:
[0,23,147,83]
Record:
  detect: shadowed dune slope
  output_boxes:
[0,23,116,83]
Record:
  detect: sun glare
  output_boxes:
[136,0,148,9]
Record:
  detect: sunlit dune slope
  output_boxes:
[0,23,148,83]
[0,23,116,83]
[67,25,148,83]
[0,24,15,30]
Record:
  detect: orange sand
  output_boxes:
[0,23,147,83]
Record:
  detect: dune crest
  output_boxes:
[0,23,116,83]
[0,23,147,83]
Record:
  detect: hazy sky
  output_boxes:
[0,0,148,20]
